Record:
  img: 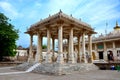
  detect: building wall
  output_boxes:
[15,49,28,61]
[91,40,120,61]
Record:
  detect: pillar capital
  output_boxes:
[57,20,64,25]
[51,35,55,39]
[37,31,41,34]
[77,34,82,39]
[29,34,34,44]
[88,34,92,36]
[29,33,33,36]
[69,25,74,29]
[80,29,85,33]
[58,24,63,29]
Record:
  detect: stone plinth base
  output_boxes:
[14,62,99,75]
[56,54,64,64]
[45,53,52,63]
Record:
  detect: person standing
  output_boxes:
[116,65,120,72]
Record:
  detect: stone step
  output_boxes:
[25,63,41,72]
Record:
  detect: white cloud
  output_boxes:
[43,0,119,27]
[89,2,120,25]
[0,1,20,19]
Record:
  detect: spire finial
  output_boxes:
[116,21,118,26]
[59,9,62,13]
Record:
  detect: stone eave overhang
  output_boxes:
[92,37,120,43]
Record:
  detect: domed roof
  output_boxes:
[114,21,120,30]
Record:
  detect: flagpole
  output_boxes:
[105,23,108,35]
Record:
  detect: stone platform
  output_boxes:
[13,62,37,71]
[13,62,98,75]
[94,62,120,70]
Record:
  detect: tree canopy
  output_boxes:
[42,44,47,49]
[0,13,19,61]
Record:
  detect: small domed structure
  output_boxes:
[114,21,120,30]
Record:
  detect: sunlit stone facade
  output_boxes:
[87,22,120,62]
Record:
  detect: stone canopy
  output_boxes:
[26,10,95,39]
[14,11,99,75]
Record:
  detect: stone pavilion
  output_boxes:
[25,10,96,64]
[19,10,98,75]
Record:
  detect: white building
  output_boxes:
[88,22,120,62]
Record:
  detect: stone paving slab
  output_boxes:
[0,68,119,80]
[0,67,19,73]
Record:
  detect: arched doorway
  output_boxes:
[107,50,114,61]
[98,51,104,59]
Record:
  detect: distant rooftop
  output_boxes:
[92,21,120,42]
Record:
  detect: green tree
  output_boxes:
[42,44,47,49]
[0,13,19,61]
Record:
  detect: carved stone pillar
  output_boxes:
[104,42,107,60]
[103,42,107,60]
[35,32,42,62]
[52,37,55,62]
[28,34,34,62]
[112,41,116,58]
[94,43,98,59]
[82,32,87,63]
[67,38,69,62]
[95,43,97,51]
[77,35,81,63]
[113,41,115,49]
[64,40,67,63]
[88,34,93,63]
[57,25,64,64]
[68,27,75,63]
[45,27,52,63]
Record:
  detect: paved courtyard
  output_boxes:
[0,67,119,80]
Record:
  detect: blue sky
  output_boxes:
[0,0,120,48]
